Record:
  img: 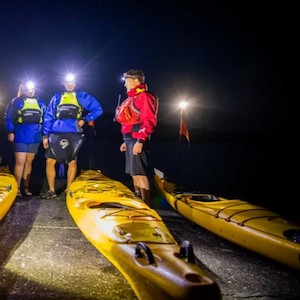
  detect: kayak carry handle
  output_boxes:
[179,240,195,264]
[135,242,155,264]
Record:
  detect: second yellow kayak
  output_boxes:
[154,168,300,270]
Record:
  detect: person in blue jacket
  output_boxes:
[41,73,103,199]
[4,81,47,197]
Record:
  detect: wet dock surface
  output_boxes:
[0,181,299,300]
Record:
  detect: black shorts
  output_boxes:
[46,133,85,163]
[124,138,149,176]
[45,147,78,161]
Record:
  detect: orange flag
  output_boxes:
[179,116,190,142]
[88,120,96,136]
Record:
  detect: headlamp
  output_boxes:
[122,69,145,83]
[25,81,35,90]
[65,73,75,83]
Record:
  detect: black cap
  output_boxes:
[123,69,145,83]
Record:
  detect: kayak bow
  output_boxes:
[66,169,221,300]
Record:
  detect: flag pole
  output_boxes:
[177,101,189,184]
[177,109,183,184]
[88,120,96,170]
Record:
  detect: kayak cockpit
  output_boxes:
[172,191,220,202]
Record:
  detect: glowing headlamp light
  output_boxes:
[25,81,35,90]
[65,73,75,83]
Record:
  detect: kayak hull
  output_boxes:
[0,167,18,221]
[66,170,221,300]
[154,169,300,270]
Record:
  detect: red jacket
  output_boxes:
[115,84,158,142]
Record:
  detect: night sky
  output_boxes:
[0,0,291,132]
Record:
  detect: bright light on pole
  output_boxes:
[178,101,188,129]
[179,101,188,111]
[178,100,188,137]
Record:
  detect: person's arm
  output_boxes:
[77,91,103,122]
[77,119,85,128]
[120,142,126,152]
[134,93,158,142]
[38,98,48,117]
[43,95,57,138]
[4,98,17,134]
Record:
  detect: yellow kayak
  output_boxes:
[66,170,221,300]
[154,169,300,270]
[0,166,18,221]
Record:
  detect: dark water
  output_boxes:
[0,132,293,222]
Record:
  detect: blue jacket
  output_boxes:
[43,90,103,136]
[5,96,47,144]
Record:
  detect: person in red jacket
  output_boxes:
[115,69,159,205]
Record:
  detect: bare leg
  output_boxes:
[134,185,141,197]
[132,177,138,187]
[132,175,150,204]
[140,188,151,205]
[66,160,77,190]
[23,152,36,188]
[133,175,150,190]
[132,176,141,196]
[46,158,57,192]
[14,152,27,189]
